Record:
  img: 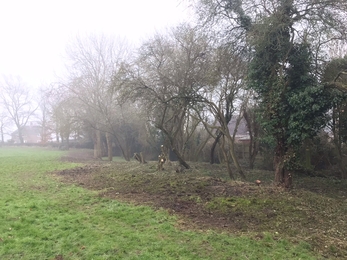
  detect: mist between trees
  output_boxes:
[1,0,347,188]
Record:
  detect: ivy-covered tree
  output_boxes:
[249,3,331,188]
[252,45,331,187]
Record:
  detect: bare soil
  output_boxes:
[52,149,347,259]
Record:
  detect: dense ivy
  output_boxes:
[248,2,332,177]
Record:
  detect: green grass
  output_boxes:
[0,147,319,259]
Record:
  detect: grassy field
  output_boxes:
[0,147,328,259]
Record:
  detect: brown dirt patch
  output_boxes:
[98,177,262,232]
[50,149,347,259]
[52,157,269,233]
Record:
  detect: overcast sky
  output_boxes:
[0,0,192,88]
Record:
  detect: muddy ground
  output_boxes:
[57,150,275,231]
[53,149,347,259]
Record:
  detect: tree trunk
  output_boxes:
[334,139,347,179]
[249,138,260,170]
[221,135,234,179]
[158,127,189,168]
[192,134,211,161]
[0,125,4,144]
[18,128,24,144]
[134,152,146,163]
[274,154,283,184]
[332,112,347,179]
[94,129,102,159]
[106,132,113,161]
[243,109,260,169]
[172,148,190,169]
[139,152,145,163]
[65,138,70,150]
[274,163,293,189]
[225,132,246,181]
[274,143,293,188]
[121,145,131,161]
[210,131,222,164]
[249,141,256,169]
[112,132,130,161]
[56,130,60,143]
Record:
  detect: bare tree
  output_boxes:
[322,56,347,178]
[190,43,248,180]
[243,100,260,169]
[129,24,215,168]
[35,87,55,144]
[63,34,133,160]
[0,76,38,144]
[50,86,81,149]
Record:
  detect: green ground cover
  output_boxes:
[0,147,319,259]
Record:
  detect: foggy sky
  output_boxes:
[0,0,192,88]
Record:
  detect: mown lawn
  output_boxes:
[0,147,319,259]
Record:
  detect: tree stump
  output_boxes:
[157,145,169,170]
[158,154,166,170]
[134,152,147,164]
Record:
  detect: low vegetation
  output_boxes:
[1,147,346,259]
